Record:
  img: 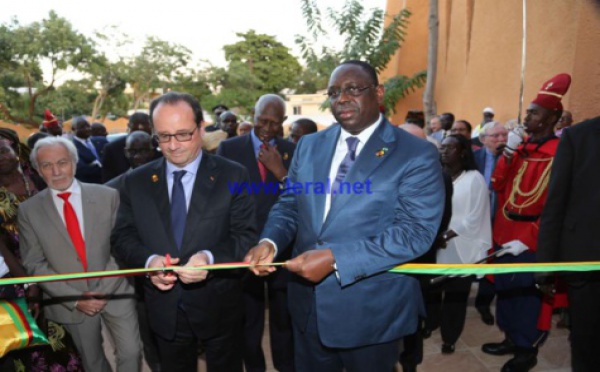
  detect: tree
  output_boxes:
[223,30,302,94]
[126,36,192,110]
[296,0,426,114]
[204,61,264,115]
[0,11,96,126]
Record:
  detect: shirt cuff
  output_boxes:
[200,250,214,265]
[259,238,278,258]
[145,254,158,269]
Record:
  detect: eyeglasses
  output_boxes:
[153,127,197,143]
[325,85,375,100]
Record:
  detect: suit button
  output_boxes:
[317,240,324,245]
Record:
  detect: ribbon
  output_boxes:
[2,261,600,287]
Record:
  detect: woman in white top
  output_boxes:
[431,134,492,354]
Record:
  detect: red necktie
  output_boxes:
[258,144,267,182]
[57,192,87,271]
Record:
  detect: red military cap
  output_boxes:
[531,73,571,111]
[43,109,59,128]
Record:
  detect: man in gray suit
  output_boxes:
[19,136,141,372]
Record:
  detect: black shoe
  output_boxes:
[482,338,516,355]
[501,351,537,372]
[478,308,495,325]
[441,343,455,354]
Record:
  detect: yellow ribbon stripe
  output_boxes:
[2,261,600,287]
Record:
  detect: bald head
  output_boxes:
[399,123,426,139]
[253,94,287,142]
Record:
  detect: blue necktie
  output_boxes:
[86,140,100,161]
[171,170,187,249]
[332,137,359,199]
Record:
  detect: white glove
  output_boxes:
[504,129,524,156]
[498,240,529,256]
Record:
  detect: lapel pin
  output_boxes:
[283,153,289,161]
[210,176,215,182]
[376,147,388,157]
[152,174,159,183]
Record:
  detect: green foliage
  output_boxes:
[126,36,192,109]
[0,11,96,125]
[223,30,302,95]
[297,0,425,114]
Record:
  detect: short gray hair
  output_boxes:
[479,121,504,140]
[30,136,79,171]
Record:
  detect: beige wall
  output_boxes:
[383,0,600,127]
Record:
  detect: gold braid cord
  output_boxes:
[503,157,553,217]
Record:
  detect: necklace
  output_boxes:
[17,168,33,197]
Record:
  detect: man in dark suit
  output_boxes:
[218,94,296,372]
[101,112,158,182]
[71,116,103,184]
[111,92,257,371]
[472,121,508,325]
[245,61,444,371]
[537,116,600,371]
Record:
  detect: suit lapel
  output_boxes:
[149,160,177,256]
[181,154,218,254]
[323,120,397,231]
[41,189,72,247]
[312,126,339,233]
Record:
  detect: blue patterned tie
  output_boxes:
[171,170,187,249]
[332,137,359,199]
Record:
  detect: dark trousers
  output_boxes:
[243,274,294,372]
[137,301,161,372]
[566,273,600,372]
[293,305,400,372]
[475,277,496,311]
[426,276,473,344]
[494,250,543,348]
[155,307,243,372]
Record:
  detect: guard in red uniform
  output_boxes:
[481,73,571,372]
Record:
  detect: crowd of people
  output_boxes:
[0,60,598,372]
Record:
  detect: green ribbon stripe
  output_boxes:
[2,262,600,286]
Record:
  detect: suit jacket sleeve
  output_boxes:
[94,189,126,295]
[111,175,158,268]
[19,205,82,310]
[537,131,573,262]
[329,144,444,286]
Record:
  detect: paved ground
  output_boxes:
[105,283,571,371]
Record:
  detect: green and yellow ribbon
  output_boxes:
[2,261,600,287]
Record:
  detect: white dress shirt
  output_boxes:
[51,180,85,239]
[323,114,382,221]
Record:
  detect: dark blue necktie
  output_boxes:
[332,137,359,199]
[171,170,187,249]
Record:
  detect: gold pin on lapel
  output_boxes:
[283,153,289,161]
[151,174,159,182]
[210,176,215,182]
[376,147,388,157]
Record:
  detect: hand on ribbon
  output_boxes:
[148,255,179,290]
[76,292,107,317]
[245,241,276,276]
[285,249,335,283]
[175,252,210,284]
